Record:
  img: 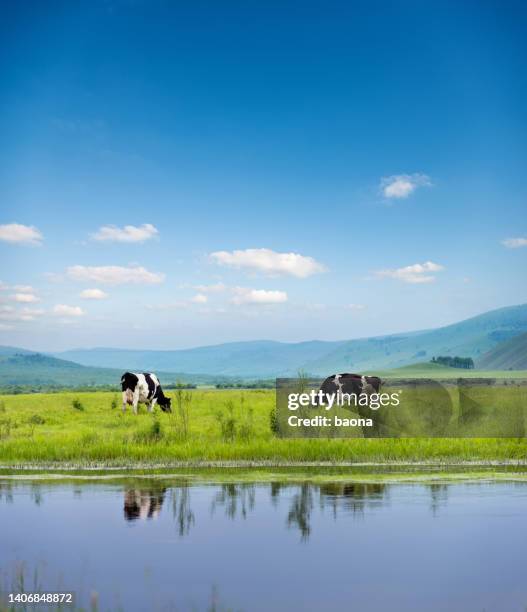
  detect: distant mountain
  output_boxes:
[0,349,232,388]
[52,340,346,378]
[0,345,33,356]
[477,331,527,370]
[51,303,527,377]
[303,303,527,374]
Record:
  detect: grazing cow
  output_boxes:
[121,372,172,414]
[318,372,382,400]
[318,372,383,437]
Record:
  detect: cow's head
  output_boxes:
[160,397,172,413]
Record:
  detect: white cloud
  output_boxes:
[230,287,288,305]
[191,293,208,304]
[66,265,165,285]
[0,306,45,321]
[376,261,444,284]
[53,304,85,317]
[91,223,158,243]
[347,303,366,311]
[10,293,40,303]
[502,237,527,249]
[210,248,326,278]
[13,285,35,293]
[80,288,108,300]
[0,323,13,330]
[193,282,226,293]
[0,223,43,246]
[21,307,45,320]
[381,174,432,199]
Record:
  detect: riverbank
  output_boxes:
[2,464,527,484]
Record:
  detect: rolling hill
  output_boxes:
[0,351,124,387]
[0,350,235,388]
[477,331,527,370]
[51,303,527,377]
[53,340,346,378]
[301,303,527,375]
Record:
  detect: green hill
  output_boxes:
[372,362,456,378]
[303,303,527,375]
[0,350,236,389]
[477,331,527,370]
[370,361,526,379]
[0,351,124,387]
[52,303,527,376]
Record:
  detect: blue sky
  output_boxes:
[0,0,526,351]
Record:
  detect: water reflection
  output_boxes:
[0,478,501,541]
[122,481,390,539]
[286,483,314,539]
[0,482,43,506]
[1,477,526,612]
[169,484,195,536]
[124,486,166,521]
[429,483,449,516]
[0,481,13,503]
[320,482,388,518]
[211,483,256,520]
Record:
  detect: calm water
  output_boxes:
[1,476,527,611]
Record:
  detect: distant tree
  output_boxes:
[431,356,474,369]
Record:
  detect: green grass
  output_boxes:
[0,389,526,466]
[369,362,527,378]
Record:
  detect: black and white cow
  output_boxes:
[121,372,172,414]
[318,373,382,402]
[319,372,383,437]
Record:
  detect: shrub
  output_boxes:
[0,417,12,440]
[238,407,254,442]
[110,396,119,410]
[269,407,279,434]
[133,417,164,443]
[150,418,163,440]
[173,383,192,440]
[216,401,237,442]
[71,399,85,411]
[28,414,45,425]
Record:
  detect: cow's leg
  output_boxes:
[132,389,140,415]
[122,391,127,413]
[149,398,158,413]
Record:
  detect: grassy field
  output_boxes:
[0,388,527,466]
[369,362,527,378]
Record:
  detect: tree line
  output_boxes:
[431,356,474,369]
